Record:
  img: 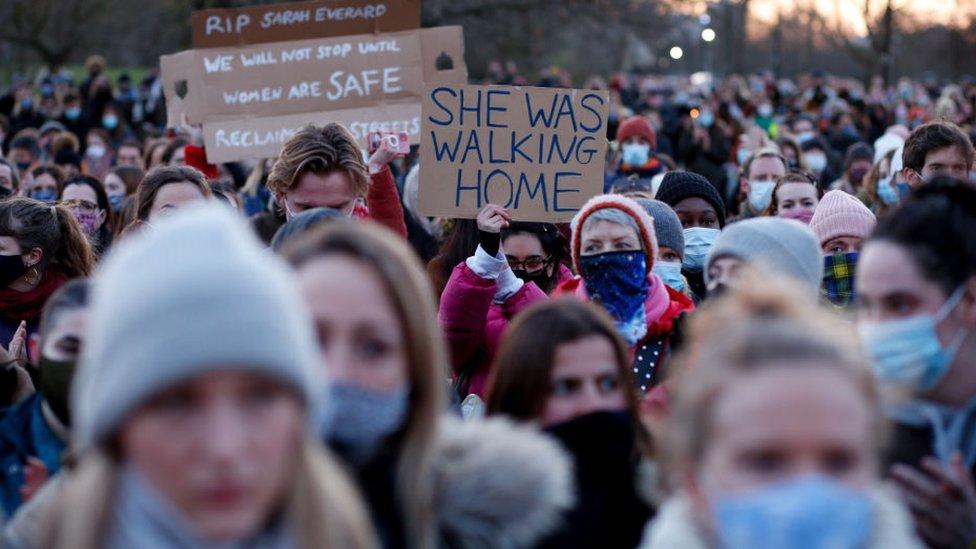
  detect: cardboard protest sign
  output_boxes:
[192,0,421,48]
[161,26,466,162]
[174,30,439,122]
[202,102,422,163]
[418,84,609,222]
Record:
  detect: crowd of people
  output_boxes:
[0,51,974,548]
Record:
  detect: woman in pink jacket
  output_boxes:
[439,204,571,403]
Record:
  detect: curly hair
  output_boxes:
[266,124,368,198]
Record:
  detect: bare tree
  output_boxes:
[0,0,113,70]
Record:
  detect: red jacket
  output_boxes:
[439,263,574,398]
[352,166,407,238]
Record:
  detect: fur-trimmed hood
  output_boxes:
[639,487,924,549]
[434,416,575,548]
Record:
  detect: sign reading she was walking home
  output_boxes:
[419,84,609,222]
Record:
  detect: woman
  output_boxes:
[641,273,922,548]
[439,204,572,401]
[764,169,823,224]
[26,166,62,204]
[135,165,212,223]
[809,190,876,307]
[556,194,694,394]
[103,165,144,213]
[635,198,689,297]
[427,219,478,299]
[654,171,726,301]
[0,198,93,349]
[856,178,976,548]
[283,222,573,548]
[41,205,376,547]
[59,175,113,256]
[487,298,655,549]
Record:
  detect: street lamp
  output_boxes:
[701,28,716,42]
[669,46,684,60]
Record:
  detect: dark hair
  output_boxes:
[765,168,823,215]
[902,121,975,173]
[0,198,93,279]
[871,177,976,295]
[108,165,144,196]
[39,278,90,340]
[61,175,115,242]
[0,159,21,192]
[117,139,142,155]
[210,181,242,210]
[429,219,479,297]
[136,165,212,221]
[160,138,188,165]
[270,207,346,252]
[486,298,652,454]
[500,221,569,293]
[31,165,65,194]
[143,140,168,169]
[11,135,39,156]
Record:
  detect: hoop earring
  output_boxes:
[25,267,39,286]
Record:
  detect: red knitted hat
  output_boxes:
[570,194,659,275]
[615,116,657,150]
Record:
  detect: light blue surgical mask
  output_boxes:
[653,260,685,292]
[747,180,775,212]
[713,475,873,549]
[682,227,721,272]
[859,286,970,392]
[30,188,57,203]
[621,143,650,166]
[108,193,126,212]
[876,175,899,206]
[317,382,411,465]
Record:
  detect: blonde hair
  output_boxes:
[665,270,882,477]
[267,124,369,198]
[283,222,447,547]
[44,443,379,549]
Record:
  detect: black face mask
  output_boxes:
[38,356,76,426]
[0,254,26,288]
[512,267,554,293]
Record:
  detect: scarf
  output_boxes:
[0,270,67,322]
[106,465,294,549]
[822,252,858,307]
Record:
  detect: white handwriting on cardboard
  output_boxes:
[204,4,390,37]
[202,39,401,74]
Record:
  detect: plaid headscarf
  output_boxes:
[822,252,859,307]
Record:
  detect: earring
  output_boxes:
[25,267,39,286]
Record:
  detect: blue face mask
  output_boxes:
[652,260,685,291]
[713,475,873,549]
[102,115,119,130]
[579,250,649,345]
[108,193,126,212]
[682,227,721,272]
[317,383,410,465]
[30,188,57,203]
[698,110,715,128]
[64,107,81,121]
[859,286,969,392]
[876,175,899,206]
[621,143,650,166]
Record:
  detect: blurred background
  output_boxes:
[0,0,975,86]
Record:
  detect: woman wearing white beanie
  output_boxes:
[45,205,377,548]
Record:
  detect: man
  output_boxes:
[0,280,88,518]
[115,139,144,169]
[7,136,39,176]
[265,123,406,237]
[735,147,787,220]
[606,115,663,192]
[901,120,975,188]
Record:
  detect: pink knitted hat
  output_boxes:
[809,190,877,245]
[570,194,658,275]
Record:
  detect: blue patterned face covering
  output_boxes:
[712,475,873,549]
[579,251,649,345]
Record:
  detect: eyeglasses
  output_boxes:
[506,255,552,271]
[61,199,99,214]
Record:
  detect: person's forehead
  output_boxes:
[749,155,786,177]
[675,196,715,214]
[63,184,97,202]
[925,145,969,166]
